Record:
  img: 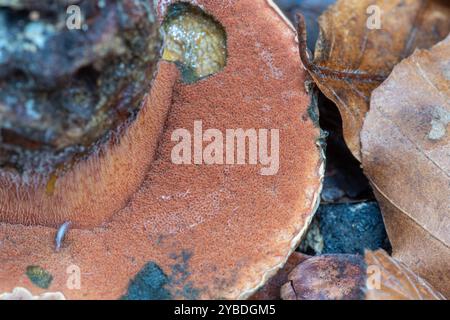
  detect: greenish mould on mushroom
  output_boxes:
[161,3,227,83]
[121,250,201,300]
[121,262,172,300]
[25,265,53,289]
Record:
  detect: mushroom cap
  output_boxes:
[0,0,323,299]
[281,250,445,300]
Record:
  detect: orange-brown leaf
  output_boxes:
[365,250,445,300]
[299,0,450,160]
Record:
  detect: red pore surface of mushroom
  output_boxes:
[0,0,323,299]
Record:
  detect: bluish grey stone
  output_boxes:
[300,202,391,255]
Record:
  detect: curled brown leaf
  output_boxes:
[365,250,445,300]
[298,0,450,160]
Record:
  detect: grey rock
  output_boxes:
[300,202,391,255]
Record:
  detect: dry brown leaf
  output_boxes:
[280,250,445,300]
[361,35,450,297]
[298,0,450,160]
[365,250,445,300]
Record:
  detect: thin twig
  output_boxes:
[296,13,385,83]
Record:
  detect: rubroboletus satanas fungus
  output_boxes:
[0,0,324,299]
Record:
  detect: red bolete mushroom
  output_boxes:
[0,0,323,299]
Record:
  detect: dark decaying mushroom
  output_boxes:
[281,250,445,300]
[0,0,161,175]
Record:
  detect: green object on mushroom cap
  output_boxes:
[161,2,227,83]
